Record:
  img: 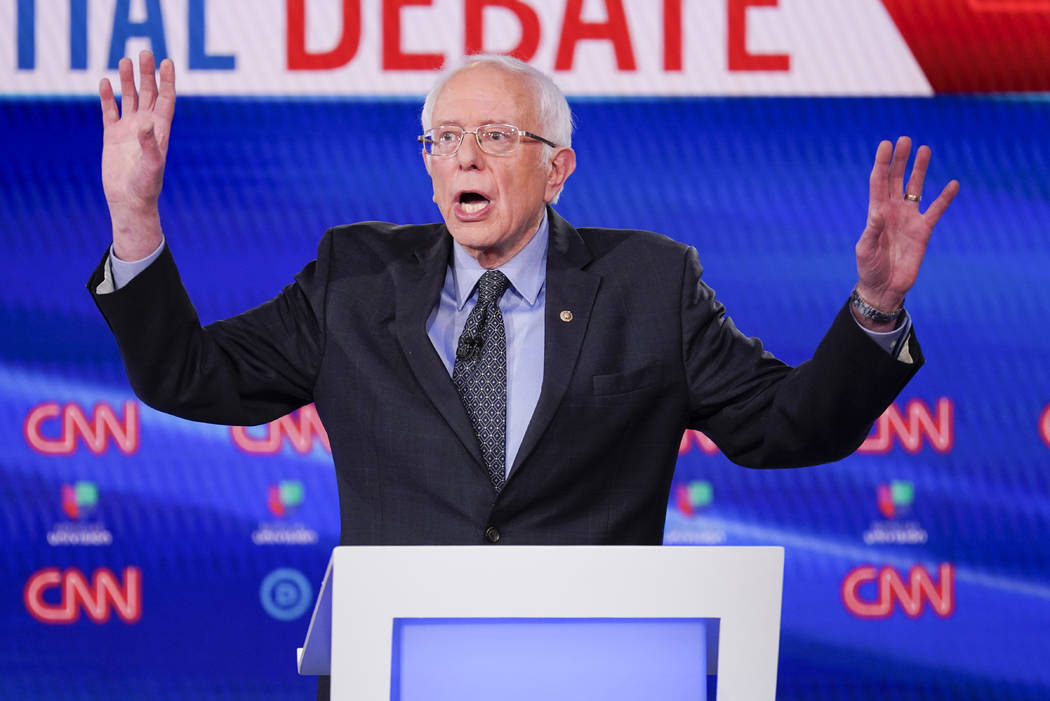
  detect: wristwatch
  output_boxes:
[849,288,904,324]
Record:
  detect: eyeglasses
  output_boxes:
[418,123,557,157]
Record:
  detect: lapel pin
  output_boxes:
[559,310,573,322]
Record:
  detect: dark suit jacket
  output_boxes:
[89,208,921,546]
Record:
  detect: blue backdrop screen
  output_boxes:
[2,95,1049,699]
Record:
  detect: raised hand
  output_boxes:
[854,136,959,329]
[98,50,175,260]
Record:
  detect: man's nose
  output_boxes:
[456,132,484,169]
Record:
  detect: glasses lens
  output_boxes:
[478,125,519,154]
[429,127,463,156]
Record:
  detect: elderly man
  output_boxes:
[92,53,956,542]
[91,48,956,699]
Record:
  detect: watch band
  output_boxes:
[849,288,904,324]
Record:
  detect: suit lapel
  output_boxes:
[392,228,485,469]
[510,208,601,475]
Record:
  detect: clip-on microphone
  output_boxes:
[456,334,482,362]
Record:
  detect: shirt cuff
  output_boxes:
[853,311,913,361]
[108,238,166,290]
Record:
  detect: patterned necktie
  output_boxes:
[453,270,511,492]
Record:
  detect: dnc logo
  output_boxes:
[259,568,312,621]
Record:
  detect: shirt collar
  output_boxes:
[450,210,549,310]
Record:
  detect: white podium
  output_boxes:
[298,546,784,700]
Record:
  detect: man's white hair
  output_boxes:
[421,54,574,149]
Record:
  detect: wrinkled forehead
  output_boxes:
[430,64,540,128]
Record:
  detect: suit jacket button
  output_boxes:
[484,526,501,543]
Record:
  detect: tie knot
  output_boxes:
[476,270,511,306]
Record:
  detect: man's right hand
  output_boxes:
[99,50,175,261]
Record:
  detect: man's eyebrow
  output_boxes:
[432,118,517,127]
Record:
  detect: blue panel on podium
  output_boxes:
[390,618,716,701]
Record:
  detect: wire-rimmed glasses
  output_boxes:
[418,123,557,157]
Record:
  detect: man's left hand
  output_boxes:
[853,136,959,330]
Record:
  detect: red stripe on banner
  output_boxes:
[969,0,1050,11]
[881,0,1050,92]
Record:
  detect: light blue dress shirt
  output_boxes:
[425,213,549,476]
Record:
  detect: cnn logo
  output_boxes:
[231,404,330,455]
[24,567,142,624]
[678,430,719,456]
[859,398,954,454]
[24,401,139,455]
[1041,404,1050,448]
[678,398,955,458]
[841,564,954,619]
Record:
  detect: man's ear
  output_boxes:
[544,147,576,202]
[422,151,440,204]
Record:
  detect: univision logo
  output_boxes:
[62,481,98,520]
[665,479,724,544]
[877,480,914,519]
[863,479,927,546]
[252,480,318,546]
[49,481,112,546]
[268,481,304,518]
[675,480,713,516]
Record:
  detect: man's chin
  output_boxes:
[446,220,496,246]
[450,234,497,255]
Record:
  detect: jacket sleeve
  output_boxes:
[679,246,923,468]
[86,233,332,426]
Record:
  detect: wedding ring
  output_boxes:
[904,193,921,202]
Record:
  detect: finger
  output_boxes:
[137,121,164,171]
[138,50,158,110]
[99,78,119,126]
[888,135,911,196]
[118,57,138,113]
[153,58,176,125]
[922,179,960,229]
[865,209,885,241]
[856,209,884,254]
[905,144,931,201]
[869,140,893,204]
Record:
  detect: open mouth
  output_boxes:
[456,191,491,216]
